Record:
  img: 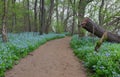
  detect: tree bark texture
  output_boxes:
[45,0,54,34]
[40,0,45,34]
[2,0,8,42]
[77,0,93,37]
[81,17,120,43]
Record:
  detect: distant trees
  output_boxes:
[86,0,120,33]
[0,0,119,42]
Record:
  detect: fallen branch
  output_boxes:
[81,17,120,43]
[95,32,107,52]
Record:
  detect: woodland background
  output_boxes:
[0,0,120,42]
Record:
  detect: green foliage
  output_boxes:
[70,35,120,77]
[86,0,120,31]
[0,32,65,77]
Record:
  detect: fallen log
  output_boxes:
[81,17,120,43]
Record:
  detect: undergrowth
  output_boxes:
[70,35,120,77]
[0,32,65,77]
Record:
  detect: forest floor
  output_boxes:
[5,37,87,77]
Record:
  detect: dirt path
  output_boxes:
[5,37,87,77]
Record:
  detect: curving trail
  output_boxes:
[5,37,87,77]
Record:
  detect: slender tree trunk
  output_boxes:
[23,0,27,32]
[64,1,70,32]
[78,0,87,37]
[34,0,38,32]
[71,0,76,35]
[27,0,31,32]
[99,0,104,26]
[39,0,41,33]
[60,1,65,27]
[2,0,8,42]
[56,0,59,32]
[22,0,31,32]
[12,0,16,32]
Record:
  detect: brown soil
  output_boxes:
[5,37,87,77]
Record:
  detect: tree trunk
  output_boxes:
[81,17,120,43]
[2,0,8,42]
[56,0,59,32]
[64,3,71,32]
[34,0,38,32]
[23,0,27,32]
[71,0,76,35]
[45,0,54,34]
[77,0,88,37]
[77,0,94,37]
[39,0,45,34]
[99,0,104,26]
[27,0,31,32]
[12,0,16,32]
